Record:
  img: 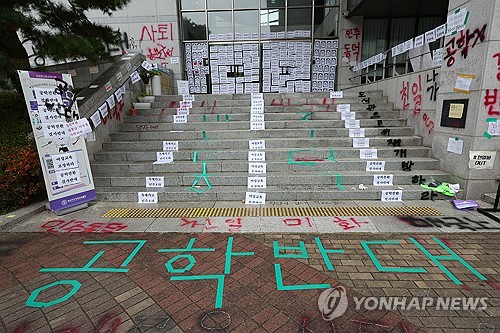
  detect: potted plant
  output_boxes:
[137,91,155,103]
[140,68,163,96]
[133,93,151,109]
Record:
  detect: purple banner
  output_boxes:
[28,71,63,80]
[49,189,96,212]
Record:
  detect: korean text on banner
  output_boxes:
[18,70,96,212]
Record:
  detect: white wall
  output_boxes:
[23,0,183,82]
[86,0,182,81]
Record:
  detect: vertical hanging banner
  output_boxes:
[18,70,96,212]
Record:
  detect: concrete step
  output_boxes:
[124,111,402,123]
[149,103,392,112]
[103,136,422,150]
[94,184,449,202]
[93,147,431,162]
[91,157,438,174]
[482,193,498,205]
[119,124,414,138]
[93,169,450,187]
[114,124,412,139]
[111,120,409,139]
[154,91,385,102]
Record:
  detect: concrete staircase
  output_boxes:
[91,91,452,202]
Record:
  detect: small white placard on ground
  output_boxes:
[349,129,365,138]
[337,104,351,112]
[366,161,385,172]
[248,151,266,162]
[146,177,164,188]
[155,152,173,164]
[248,177,267,189]
[381,190,403,202]
[163,141,179,151]
[245,192,266,205]
[249,140,265,150]
[249,162,267,174]
[251,121,265,130]
[360,149,378,159]
[173,115,188,123]
[373,174,394,186]
[138,192,158,203]
[353,138,370,148]
[345,119,360,128]
[330,91,343,98]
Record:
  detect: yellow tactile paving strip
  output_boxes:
[102,206,442,218]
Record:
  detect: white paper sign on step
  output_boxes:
[155,152,173,164]
[251,105,264,114]
[251,114,264,122]
[248,151,266,162]
[173,115,188,123]
[366,161,385,172]
[249,140,265,150]
[360,149,378,159]
[330,91,343,98]
[349,128,365,138]
[176,108,190,116]
[182,95,195,102]
[341,112,356,120]
[373,174,393,186]
[381,190,402,202]
[248,177,267,189]
[337,104,351,112]
[163,141,179,151]
[251,93,263,100]
[180,101,192,108]
[344,119,360,128]
[146,177,164,188]
[138,192,158,203]
[251,99,264,107]
[353,138,370,148]
[245,191,266,205]
[249,162,267,174]
[251,121,265,130]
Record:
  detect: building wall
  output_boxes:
[343,0,500,199]
[86,0,182,81]
[432,0,500,199]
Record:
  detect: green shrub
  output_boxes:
[0,92,46,214]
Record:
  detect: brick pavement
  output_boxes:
[0,232,498,333]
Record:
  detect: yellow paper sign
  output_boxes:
[449,103,464,119]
